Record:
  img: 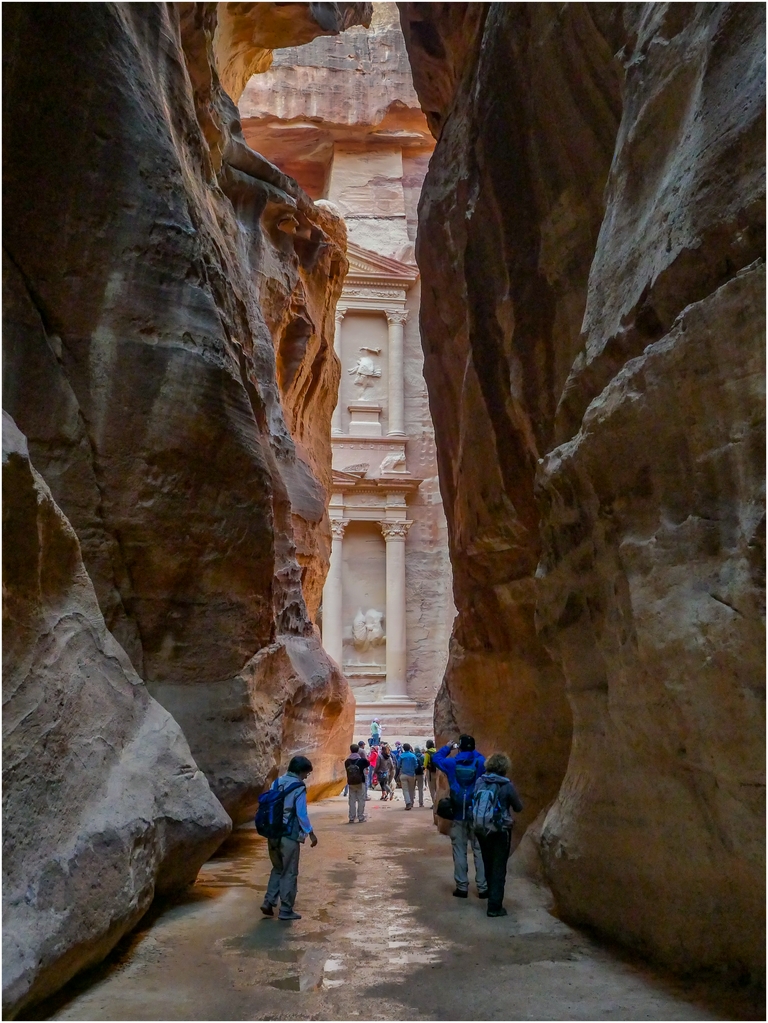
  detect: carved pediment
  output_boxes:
[345,242,420,287]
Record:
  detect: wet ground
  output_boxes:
[38,795,761,1021]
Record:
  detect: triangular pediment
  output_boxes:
[345,242,419,285]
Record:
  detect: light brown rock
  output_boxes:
[2,1,365,1008]
[401,0,765,979]
[2,414,232,1021]
[214,1,373,103]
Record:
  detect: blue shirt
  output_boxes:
[272,773,312,838]
[398,751,418,776]
[432,744,486,820]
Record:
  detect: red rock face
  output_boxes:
[2,3,369,1012]
[400,1,765,978]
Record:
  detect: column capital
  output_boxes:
[379,519,412,540]
[385,309,408,326]
[330,518,348,539]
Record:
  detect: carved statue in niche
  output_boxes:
[348,355,381,389]
[378,451,407,474]
[352,608,385,655]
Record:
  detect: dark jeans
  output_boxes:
[477,829,512,910]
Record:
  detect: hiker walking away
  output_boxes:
[258,756,317,921]
[376,744,395,801]
[433,735,488,900]
[370,718,381,746]
[424,740,438,806]
[413,747,426,807]
[344,744,368,823]
[398,743,418,809]
[472,753,523,917]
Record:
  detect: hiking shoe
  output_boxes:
[357,817,367,823]
[487,907,508,917]
[346,819,355,824]
[452,889,468,899]
[478,890,489,899]
[278,910,302,921]
[260,903,274,916]
[405,804,412,810]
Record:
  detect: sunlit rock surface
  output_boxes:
[2,414,232,1020]
[400,0,765,978]
[214,1,373,103]
[3,2,365,1009]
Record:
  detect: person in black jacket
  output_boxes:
[344,744,368,823]
[472,752,523,917]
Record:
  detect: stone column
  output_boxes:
[380,519,412,697]
[386,309,408,438]
[331,308,346,435]
[322,518,346,667]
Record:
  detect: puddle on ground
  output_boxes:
[269,975,301,991]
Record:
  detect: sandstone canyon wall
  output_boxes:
[3,2,370,1015]
[400,1,765,979]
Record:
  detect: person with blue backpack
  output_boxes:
[472,752,523,917]
[433,734,488,900]
[256,755,318,921]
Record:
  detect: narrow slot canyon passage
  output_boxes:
[31,800,758,1022]
[3,2,764,1021]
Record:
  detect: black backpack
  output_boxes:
[415,753,424,776]
[345,758,366,785]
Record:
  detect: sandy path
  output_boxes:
[37,795,759,1021]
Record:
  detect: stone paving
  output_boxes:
[38,798,761,1021]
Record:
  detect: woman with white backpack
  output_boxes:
[472,753,523,918]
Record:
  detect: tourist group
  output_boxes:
[255,717,522,922]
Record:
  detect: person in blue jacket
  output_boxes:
[433,735,488,899]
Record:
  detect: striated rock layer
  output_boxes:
[401,1,765,978]
[2,1,368,1012]
[2,414,231,1019]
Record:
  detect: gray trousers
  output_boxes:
[348,783,366,821]
[427,772,438,804]
[401,775,416,806]
[415,773,425,805]
[265,837,300,910]
[450,819,487,893]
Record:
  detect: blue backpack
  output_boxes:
[452,759,479,818]
[255,780,305,839]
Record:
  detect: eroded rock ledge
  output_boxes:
[400,0,765,979]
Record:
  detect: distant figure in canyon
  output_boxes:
[260,757,318,922]
[433,736,488,900]
[370,718,381,745]
[398,743,419,809]
[424,740,438,805]
[376,744,396,801]
[413,747,426,807]
[344,744,369,824]
[472,753,523,918]
[367,744,379,795]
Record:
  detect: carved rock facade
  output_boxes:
[241,3,454,739]
[2,2,370,1014]
[400,1,765,979]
